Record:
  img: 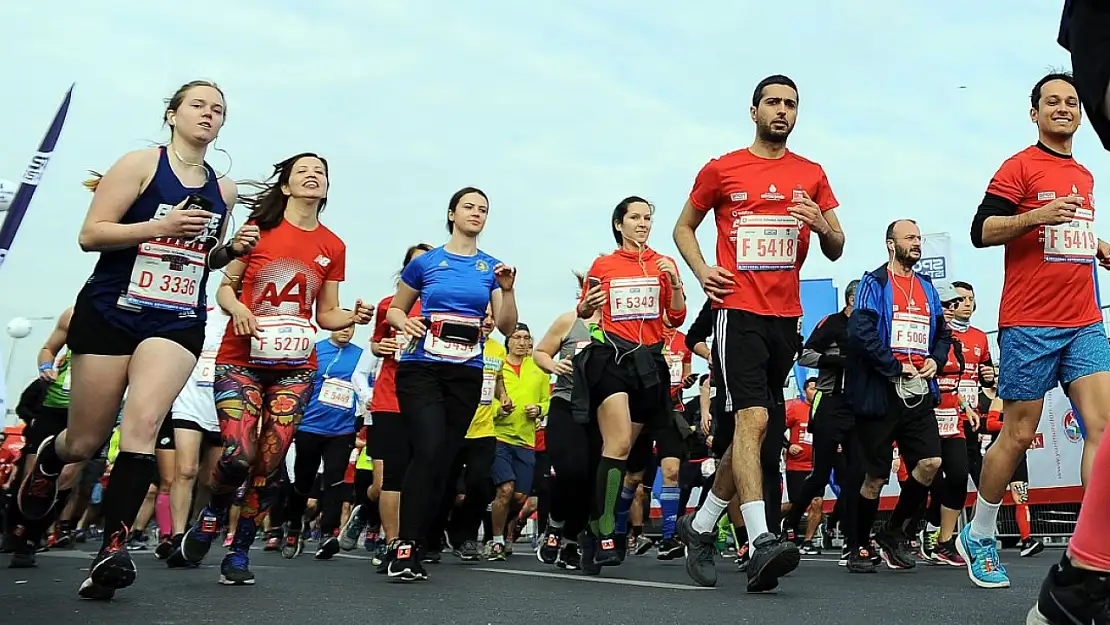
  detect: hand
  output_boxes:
[493,263,517,291]
[378,336,399,357]
[525,404,542,419]
[402,316,427,338]
[788,444,802,457]
[968,408,981,431]
[230,224,260,255]
[500,393,515,414]
[1098,239,1110,270]
[1031,195,1081,226]
[918,358,938,379]
[695,265,735,304]
[580,281,606,316]
[700,412,712,437]
[230,302,261,338]
[901,362,918,378]
[38,366,57,382]
[351,299,373,325]
[655,257,680,284]
[553,358,574,376]
[160,201,214,239]
[978,364,996,385]
[786,192,830,236]
[682,373,698,389]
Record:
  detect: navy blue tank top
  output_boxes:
[84,147,227,337]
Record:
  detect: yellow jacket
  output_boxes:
[495,356,551,448]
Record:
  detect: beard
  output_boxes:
[755,120,791,144]
[894,244,920,267]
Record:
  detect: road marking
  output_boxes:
[472,567,712,590]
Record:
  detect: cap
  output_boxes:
[935,281,960,304]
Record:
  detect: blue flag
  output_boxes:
[0,84,74,270]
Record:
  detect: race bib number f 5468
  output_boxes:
[735,214,799,271]
[891,312,930,354]
[608,277,660,321]
[250,315,316,366]
[1044,206,1097,263]
[319,378,355,409]
[125,241,206,312]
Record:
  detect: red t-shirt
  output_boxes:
[785,399,813,472]
[664,329,693,407]
[217,219,346,370]
[368,295,422,415]
[889,271,929,369]
[580,247,686,346]
[688,149,838,317]
[951,325,992,406]
[934,343,965,439]
[986,145,1099,328]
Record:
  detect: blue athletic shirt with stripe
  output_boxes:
[300,339,364,436]
[83,146,227,336]
[398,246,501,368]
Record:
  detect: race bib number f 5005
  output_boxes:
[250,315,316,366]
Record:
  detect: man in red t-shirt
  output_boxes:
[782,379,821,554]
[671,74,846,592]
[966,72,1110,604]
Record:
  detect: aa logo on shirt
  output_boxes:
[476,260,490,273]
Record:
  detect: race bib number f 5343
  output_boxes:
[608,277,660,322]
[735,214,799,271]
[250,315,316,366]
[319,377,355,409]
[125,241,206,312]
[1044,206,1097,263]
[891,312,930,354]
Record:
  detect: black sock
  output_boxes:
[100,452,158,550]
[37,438,66,476]
[735,523,749,548]
[888,474,929,533]
[855,496,880,549]
[631,525,643,539]
[592,456,627,536]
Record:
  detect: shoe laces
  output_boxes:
[106,525,131,552]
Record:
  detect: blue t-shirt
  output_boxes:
[399,246,501,368]
[301,339,364,436]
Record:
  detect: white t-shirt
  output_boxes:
[171,311,228,433]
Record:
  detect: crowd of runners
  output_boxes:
[2,6,1110,623]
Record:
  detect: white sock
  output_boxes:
[691,492,729,534]
[493,535,505,545]
[969,495,1001,539]
[740,501,769,549]
[926,522,939,532]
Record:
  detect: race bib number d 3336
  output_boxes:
[608,277,660,322]
[735,214,799,271]
[250,315,316,366]
[125,241,206,312]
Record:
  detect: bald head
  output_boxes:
[885,219,922,268]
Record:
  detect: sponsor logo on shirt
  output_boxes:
[314,255,331,268]
[760,184,785,201]
[1037,191,1056,202]
[729,192,747,202]
[476,260,489,273]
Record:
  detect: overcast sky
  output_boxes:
[1,1,1105,398]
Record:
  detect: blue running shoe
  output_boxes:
[219,550,254,586]
[955,524,1010,588]
[182,506,225,565]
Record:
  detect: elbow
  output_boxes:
[77,229,98,253]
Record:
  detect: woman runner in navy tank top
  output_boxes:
[17,80,261,602]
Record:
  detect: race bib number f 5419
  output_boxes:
[250,315,316,366]
[891,312,930,354]
[125,241,206,312]
[423,313,482,362]
[735,214,799,271]
[608,277,660,321]
[319,378,355,409]
[1044,206,1097,263]
[936,408,961,437]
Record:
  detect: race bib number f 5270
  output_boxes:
[608,277,660,321]
[1044,206,1097,263]
[891,312,930,354]
[735,214,799,271]
[250,315,316,366]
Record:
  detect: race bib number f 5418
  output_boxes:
[891,312,930,354]
[1044,206,1097,263]
[423,313,482,362]
[319,378,355,409]
[608,277,660,321]
[125,241,206,312]
[936,408,960,437]
[735,214,799,271]
[250,315,316,366]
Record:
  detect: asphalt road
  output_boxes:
[1,542,1052,625]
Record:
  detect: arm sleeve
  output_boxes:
[799,314,840,368]
[985,410,1003,433]
[846,275,903,378]
[970,193,1020,248]
[685,299,714,349]
[351,347,375,408]
[971,157,1024,248]
[371,299,391,343]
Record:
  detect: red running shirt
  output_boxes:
[934,342,965,439]
[217,219,346,370]
[950,325,992,408]
[663,329,692,407]
[688,149,838,316]
[784,399,813,472]
[581,247,687,346]
[986,145,1099,328]
[368,295,422,415]
[889,272,929,370]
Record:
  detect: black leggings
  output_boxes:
[545,397,602,539]
[924,436,970,527]
[395,361,483,543]
[284,431,356,537]
[442,436,496,547]
[678,460,712,514]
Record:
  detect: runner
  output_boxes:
[781,378,820,554]
[574,195,686,573]
[963,73,1110,619]
[386,187,518,582]
[671,74,845,591]
[843,219,949,574]
[17,80,254,600]
[179,152,371,586]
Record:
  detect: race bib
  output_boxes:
[735,214,799,271]
[1044,206,1097,263]
[319,377,355,409]
[667,355,684,386]
[250,315,316,366]
[891,312,929,354]
[936,407,960,437]
[61,369,72,393]
[393,331,410,359]
[958,381,979,408]
[480,370,497,405]
[608,277,660,321]
[800,425,813,445]
[980,434,992,455]
[574,340,590,355]
[197,349,217,387]
[423,313,482,362]
[125,241,206,312]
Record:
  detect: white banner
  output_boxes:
[913,232,952,281]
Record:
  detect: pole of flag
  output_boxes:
[0,84,74,270]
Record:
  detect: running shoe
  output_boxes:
[874,529,916,570]
[263,532,280,552]
[537,528,561,564]
[917,528,939,564]
[633,535,654,556]
[799,540,822,556]
[78,529,136,600]
[280,523,304,559]
[676,514,717,587]
[387,540,426,582]
[421,547,442,564]
[746,532,801,593]
[1020,537,1045,558]
[578,532,601,576]
[339,505,367,551]
[182,506,224,564]
[127,531,150,551]
[455,539,481,562]
[847,545,878,574]
[1026,558,1110,625]
[219,549,255,586]
[154,535,174,560]
[735,543,750,572]
[555,541,580,570]
[375,541,393,573]
[53,530,75,550]
[955,524,1010,589]
[596,533,622,566]
[17,436,61,521]
[838,545,849,567]
[488,542,507,561]
[934,538,966,567]
[7,534,36,569]
[656,537,685,560]
[315,536,340,560]
[165,534,194,569]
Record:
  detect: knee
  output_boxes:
[63,437,101,462]
[176,461,200,483]
[861,476,886,498]
[915,457,942,479]
[1002,419,1038,450]
[661,460,680,483]
[624,472,644,490]
[808,498,823,514]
